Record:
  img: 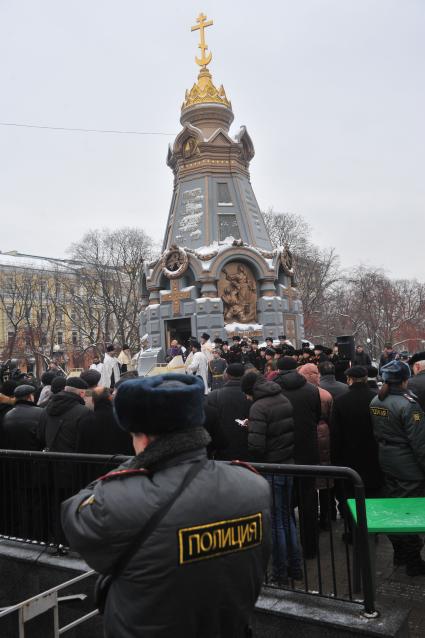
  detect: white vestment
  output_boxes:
[90,362,103,373]
[100,353,121,388]
[186,351,209,394]
[118,349,134,371]
[201,339,214,362]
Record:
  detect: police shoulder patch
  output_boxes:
[370,406,389,418]
[412,411,423,423]
[178,512,263,565]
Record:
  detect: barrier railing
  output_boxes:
[0,450,376,616]
[0,570,97,637]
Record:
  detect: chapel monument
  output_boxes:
[140,13,304,349]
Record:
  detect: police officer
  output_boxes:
[61,374,271,637]
[370,360,425,576]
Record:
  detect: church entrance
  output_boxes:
[165,318,192,348]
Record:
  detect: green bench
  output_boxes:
[347,497,425,592]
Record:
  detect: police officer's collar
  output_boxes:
[128,427,210,472]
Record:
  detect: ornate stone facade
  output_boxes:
[140,15,304,350]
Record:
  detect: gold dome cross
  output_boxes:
[191,12,213,68]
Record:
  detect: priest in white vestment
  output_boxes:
[100,345,121,389]
[186,341,209,394]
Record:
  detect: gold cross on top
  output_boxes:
[191,12,213,68]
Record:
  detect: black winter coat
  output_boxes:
[330,354,348,383]
[274,370,320,464]
[206,379,251,461]
[408,371,425,411]
[2,400,43,451]
[79,396,134,456]
[247,376,294,463]
[202,401,229,458]
[319,375,349,401]
[331,384,383,491]
[0,399,14,447]
[62,428,271,638]
[38,391,94,453]
[353,351,371,367]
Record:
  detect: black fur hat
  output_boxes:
[114,374,205,434]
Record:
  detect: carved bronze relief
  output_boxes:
[217,261,257,324]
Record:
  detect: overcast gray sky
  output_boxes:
[0,0,424,279]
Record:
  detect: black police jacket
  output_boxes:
[61,427,271,638]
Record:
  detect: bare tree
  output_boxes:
[263,210,341,335]
[0,269,31,358]
[66,227,156,351]
[263,209,311,254]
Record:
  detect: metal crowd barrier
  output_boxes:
[0,570,97,637]
[0,450,376,618]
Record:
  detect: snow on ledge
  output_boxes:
[225,322,263,332]
[195,297,221,303]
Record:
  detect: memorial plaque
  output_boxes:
[218,214,240,241]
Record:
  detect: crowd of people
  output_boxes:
[174,333,387,393]
[0,335,425,611]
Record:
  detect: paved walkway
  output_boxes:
[271,518,425,637]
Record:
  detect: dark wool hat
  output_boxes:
[65,377,89,390]
[80,369,101,388]
[259,347,266,352]
[240,371,259,396]
[251,339,259,345]
[232,335,241,341]
[226,363,245,378]
[114,373,205,434]
[345,365,368,379]
[277,356,298,371]
[265,347,276,356]
[265,337,273,342]
[201,332,210,341]
[409,351,425,366]
[14,384,35,399]
[106,344,115,353]
[381,360,411,384]
[222,340,229,346]
[51,376,66,394]
[41,371,57,386]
